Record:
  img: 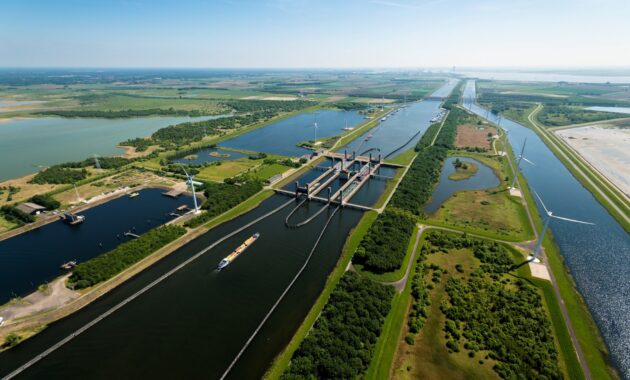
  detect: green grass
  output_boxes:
[354,225,419,283]
[203,189,274,230]
[0,215,17,232]
[251,163,292,180]
[372,168,403,210]
[386,148,417,166]
[517,170,615,379]
[448,162,478,180]
[263,211,379,379]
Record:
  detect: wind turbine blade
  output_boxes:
[551,215,595,225]
[521,156,535,165]
[533,189,549,214]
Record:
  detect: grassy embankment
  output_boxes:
[519,169,618,380]
[484,103,617,379]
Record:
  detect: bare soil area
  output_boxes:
[455,124,496,150]
[556,125,630,197]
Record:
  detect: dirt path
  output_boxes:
[0,275,78,322]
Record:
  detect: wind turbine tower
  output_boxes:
[529,191,594,262]
[94,154,101,170]
[509,139,534,189]
[180,165,200,214]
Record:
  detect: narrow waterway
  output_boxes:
[0,188,193,304]
[464,80,630,378]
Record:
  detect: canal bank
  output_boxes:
[0,188,194,305]
[465,80,629,379]
[0,80,459,378]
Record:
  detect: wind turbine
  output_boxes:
[498,129,509,157]
[509,138,534,189]
[313,112,318,141]
[529,190,594,262]
[93,154,101,170]
[179,165,200,214]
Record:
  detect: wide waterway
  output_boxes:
[341,79,459,159]
[0,81,458,379]
[0,188,193,305]
[220,109,365,157]
[464,80,630,378]
[0,115,223,181]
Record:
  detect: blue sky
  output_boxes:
[1,0,629,68]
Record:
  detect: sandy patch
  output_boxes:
[500,91,568,98]
[240,96,297,101]
[117,144,159,159]
[556,125,630,197]
[365,98,396,104]
[529,262,551,281]
[509,188,523,198]
[0,274,78,322]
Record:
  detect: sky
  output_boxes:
[1,0,630,68]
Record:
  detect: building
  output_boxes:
[15,202,47,215]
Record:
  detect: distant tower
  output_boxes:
[94,154,101,170]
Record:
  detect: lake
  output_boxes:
[586,106,630,115]
[0,115,223,181]
[171,147,249,165]
[423,156,500,214]
[464,80,630,378]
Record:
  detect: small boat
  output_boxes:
[176,205,189,211]
[60,260,77,270]
[61,213,85,225]
[129,192,140,198]
[218,233,260,270]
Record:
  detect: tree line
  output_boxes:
[36,108,209,119]
[69,225,186,289]
[281,272,394,379]
[353,209,416,273]
[184,178,263,228]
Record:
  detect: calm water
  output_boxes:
[424,156,500,214]
[286,159,398,207]
[586,106,630,115]
[0,188,193,304]
[464,80,630,378]
[456,70,630,84]
[0,88,444,379]
[0,195,364,379]
[220,110,364,156]
[340,80,458,159]
[172,147,249,165]
[0,115,222,181]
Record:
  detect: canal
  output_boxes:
[0,115,225,181]
[0,80,458,379]
[220,109,365,157]
[0,188,194,305]
[340,79,459,159]
[464,80,630,378]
